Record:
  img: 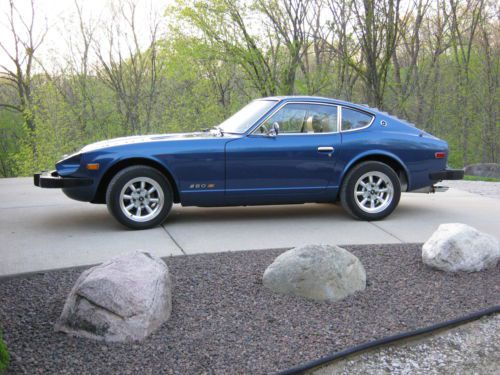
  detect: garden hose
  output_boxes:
[275,304,500,375]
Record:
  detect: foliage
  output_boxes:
[0,330,9,373]
[0,0,498,177]
[463,175,500,182]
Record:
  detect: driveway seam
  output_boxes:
[161,225,187,255]
[0,203,75,210]
[368,222,405,243]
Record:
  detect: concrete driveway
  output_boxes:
[1,177,499,276]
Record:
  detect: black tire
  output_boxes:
[340,161,401,221]
[106,165,173,229]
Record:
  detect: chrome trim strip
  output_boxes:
[337,105,342,135]
[249,101,340,136]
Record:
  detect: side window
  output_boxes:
[342,107,373,131]
[258,103,338,134]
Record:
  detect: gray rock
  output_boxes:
[55,251,172,342]
[464,163,500,178]
[422,223,500,272]
[262,245,366,302]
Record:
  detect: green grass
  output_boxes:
[463,175,500,182]
[0,330,9,373]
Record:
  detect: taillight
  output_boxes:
[435,152,446,159]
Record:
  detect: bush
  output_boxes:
[0,330,9,373]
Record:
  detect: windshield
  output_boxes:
[217,100,278,134]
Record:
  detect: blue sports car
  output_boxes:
[34,96,463,229]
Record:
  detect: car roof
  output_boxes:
[260,95,373,112]
[259,96,416,127]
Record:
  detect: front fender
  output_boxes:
[88,153,181,204]
[104,154,178,185]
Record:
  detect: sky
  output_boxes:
[0,0,172,73]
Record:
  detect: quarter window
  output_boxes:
[341,107,373,131]
[258,103,338,134]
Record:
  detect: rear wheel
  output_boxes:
[340,161,401,220]
[106,165,173,229]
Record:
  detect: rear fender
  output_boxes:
[340,150,411,190]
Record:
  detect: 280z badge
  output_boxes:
[189,183,216,189]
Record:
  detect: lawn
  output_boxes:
[463,175,500,182]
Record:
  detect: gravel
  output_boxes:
[1,244,499,375]
[313,314,500,375]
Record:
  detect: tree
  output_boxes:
[448,0,485,165]
[390,0,431,119]
[476,1,498,163]
[0,0,498,175]
[175,0,283,96]
[324,0,360,99]
[94,0,165,134]
[350,0,407,107]
[255,0,311,94]
[0,0,47,156]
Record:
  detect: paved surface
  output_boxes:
[312,314,500,375]
[445,179,500,199]
[1,177,499,276]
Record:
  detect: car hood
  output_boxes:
[80,132,227,153]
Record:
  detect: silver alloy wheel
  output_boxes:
[353,171,394,214]
[119,177,164,223]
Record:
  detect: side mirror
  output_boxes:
[267,122,280,137]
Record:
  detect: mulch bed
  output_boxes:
[0,244,498,374]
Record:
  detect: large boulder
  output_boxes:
[263,245,366,302]
[464,163,500,179]
[55,251,172,342]
[422,223,500,272]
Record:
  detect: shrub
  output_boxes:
[0,330,9,373]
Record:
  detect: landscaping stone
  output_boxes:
[422,223,500,272]
[464,163,500,178]
[55,251,172,342]
[1,244,499,374]
[262,244,366,302]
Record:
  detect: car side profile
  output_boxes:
[34,96,463,229]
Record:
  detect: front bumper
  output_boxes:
[34,170,93,188]
[429,169,464,181]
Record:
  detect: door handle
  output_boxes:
[317,146,334,153]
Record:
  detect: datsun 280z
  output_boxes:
[34,96,464,229]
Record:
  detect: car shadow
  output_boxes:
[31,198,438,231]
[166,203,348,224]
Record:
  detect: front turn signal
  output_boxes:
[86,163,100,170]
[435,152,446,159]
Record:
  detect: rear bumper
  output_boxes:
[429,169,464,181]
[34,170,93,188]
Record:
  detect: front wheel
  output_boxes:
[340,161,401,221]
[106,165,173,229]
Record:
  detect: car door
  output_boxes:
[225,102,342,205]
